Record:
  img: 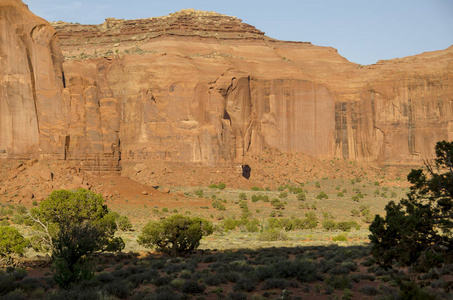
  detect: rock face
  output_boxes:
[0,0,65,158]
[1,3,453,174]
[0,0,120,172]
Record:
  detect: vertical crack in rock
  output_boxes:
[64,135,70,160]
[335,102,349,159]
[21,36,40,134]
[407,84,415,155]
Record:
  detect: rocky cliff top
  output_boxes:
[51,9,274,49]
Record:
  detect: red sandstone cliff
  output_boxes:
[1,3,452,174]
[0,0,121,171]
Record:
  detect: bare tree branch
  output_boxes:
[28,211,53,248]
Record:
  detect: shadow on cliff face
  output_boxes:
[242,164,251,179]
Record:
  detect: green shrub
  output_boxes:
[0,226,29,258]
[162,208,169,213]
[332,234,348,242]
[194,189,203,197]
[351,209,361,217]
[180,279,205,294]
[238,193,247,200]
[117,215,133,231]
[212,200,226,211]
[337,192,344,197]
[208,184,218,189]
[15,206,27,214]
[362,214,375,223]
[30,189,124,288]
[304,212,318,229]
[322,220,336,231]
[224,218,237,231]
[12,214,27,225]
[257,229,288,241]
[297,192,306,201]
[218,183,226,190]
[315,182,321,188]
[336,222,351,232]
[251,195,261,202]
[316,191,328,199]
[278,191,288,199]
[238,201,248,210]
[359,285,379,295]
[138,215,213,256]
[326,275,352,290]
[270,198,285,209]
[359,205,370,215]
[251,186,260,191]
[245,220,259,233]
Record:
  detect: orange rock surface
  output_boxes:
[2,2,453,178]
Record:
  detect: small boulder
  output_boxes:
[40,168,53,181]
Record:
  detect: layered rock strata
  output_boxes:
[1,2,452,175]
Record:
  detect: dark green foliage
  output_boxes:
[326,275,352,290]
[117,215,133,231]
[261,278,291,290]
[218,183,226,190]
[251,186,260,191]
[336,221,360,232]
[238,193,247,200]
[359,285,380,296]
[351,195,360,202]
[137,214,213,256]
[270,198,285,209]
[304,212,318,229]
[316,191,328,199]
[251,194,260,202]
[30,189,124,288]
[297,192,306,201]
[223,218,237,231]
[228,291,247,300]
[204,274,226,286]
[245,220,260,232]
[0,226,29,258]
[103,279,131,298]
[279,191,288,199]
[212,200,226,211]
[52,221,123,288]
[234,277,257,292]
[370,141,453,273]
[179,279,205,294]
[322,219,336,231]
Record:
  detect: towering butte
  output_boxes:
[1,0,453,180]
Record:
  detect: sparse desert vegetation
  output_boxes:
[0,143,451,299]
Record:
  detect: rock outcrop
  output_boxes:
[0,0,120,172]
[1,2,452,176]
